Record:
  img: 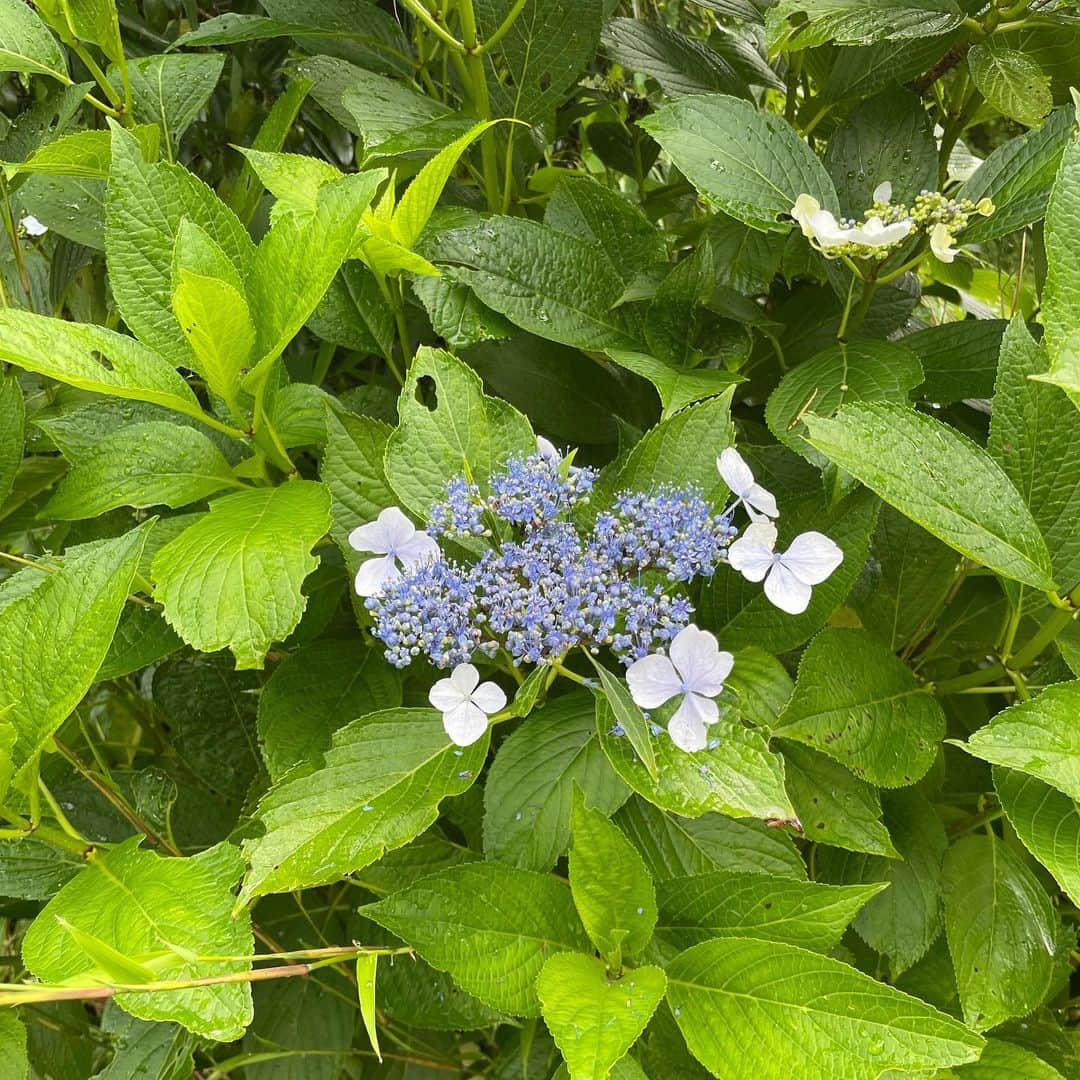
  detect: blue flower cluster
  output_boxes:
[366,451,734,669]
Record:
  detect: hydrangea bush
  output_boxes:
[1,0,1080,1076]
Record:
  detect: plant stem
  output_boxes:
[67,40,124,113]
[0,803,93,859]
[474,0,527,55]
[400,0,464,52]
[458,0,501,211]
[52,737,178,854]
[935,590,1080,694]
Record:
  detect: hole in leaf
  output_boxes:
[416,374,438,411]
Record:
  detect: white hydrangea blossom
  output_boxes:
[348,506,439,597]
[428,662,507,746]
[626,625,734,752]
[717,447,778,521]
[728,521,844,615]
[791,192,913,252]
[930,222,959,263]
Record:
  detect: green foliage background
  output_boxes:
[1,0,1080,1076]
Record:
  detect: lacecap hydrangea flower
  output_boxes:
[357,443,843,750]
[790,181,993,264]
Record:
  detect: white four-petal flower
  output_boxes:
[428,663,507,746]
[626,625,734,753]
[727,521,843,615]
[349,506,440,597]
[717,447,778,521]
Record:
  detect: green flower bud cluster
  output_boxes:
[909,191,994,235]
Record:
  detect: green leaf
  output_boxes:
[54,920,158,984]
[602,18,775,99]
[221,76,313,226]
[589,658,657,783]
[819,789,947,976]
[483,692,629,872]
[0,523,151,775]
[0,0,67,81]
[805,401,1056,590]
[385,346,533,519]
[257,638,401,781]
[0,310,207,424]
[67,0,124,63]
[569,794,657,960]
[239,709,488,904]
[311,263,396,358]
[0,838,82,899]
[411,276,514,350]
[615,796,807,882]
[989,318,1080,593]
[962,681,1080,800]
[356,952,380,1063]
[1039,129,1080,408]
[657,870,882,954]
[822,34,958,105]
[968,42,1052,128]
[106,124,255,368]
[642,243,714,368]
[152,652,260,816]
[765,341,923,462]
[822,89,937,211]
[3,126,159,180]
[171,269,254,418]
[775,628,944,787]
[108,54,224,156]
[23,842,252,1042]
[598,394,734,500]
[0,374,24,509]
[995,767,1080,908]
[151,481,332,670]
[0,1010,27,1080]
[334,65,453,148]
[245,170,383,380]
[392,120,500,249]
[780,742,897,857]
[606,351,742,419]
[851,506,961,653]
[43,421,239,519]
[475,0,603,125]
[666,938,983,1078]
[537,953,665,1080]
[952,1039,1067,1080]
[943,833,1057,1031]
[437,217,640,350]
[362,862,590,1016]
[639,94,837,233]
[97,604,181,681]
[544,174,667,285]
[904,318,1007,403]
[597,698,794,822]
[766,0,964,52]
[96,1009,197,1080]
[958,106,1074,243]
